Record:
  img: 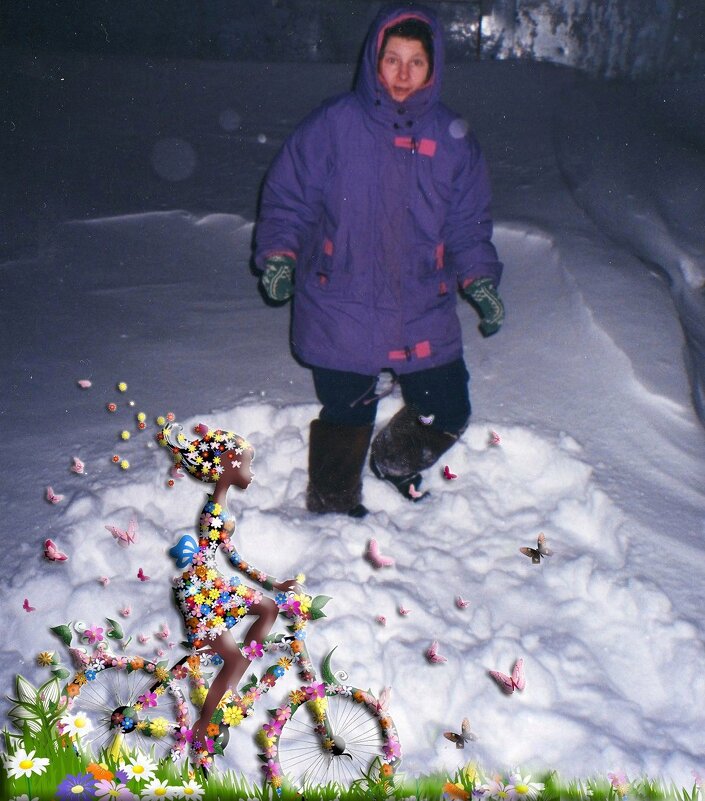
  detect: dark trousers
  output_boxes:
[312,358,471,435]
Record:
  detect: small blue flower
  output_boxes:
[275,593,288,606]
[294,630,307,641]
[272,666,285,678]
[85,669,96,681]
[211,654,224,666]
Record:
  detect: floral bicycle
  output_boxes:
[59,587,402,795]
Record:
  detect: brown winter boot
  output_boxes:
[370,405,459,501]
[306,419,374,517]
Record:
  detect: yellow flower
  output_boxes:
[36,651,55,667]
[277,657,292,670]
[223,706,244,726]
[255,729,274,748]
[212,615,224,627]
[211,503,222,515]
[191,686,208,707]
[462,762,480,783]
[294,594,311,613]
[73,673,87,687]
[208,588,219,600]
[154,666,170,682]
[154,685,165,696]
[193,593,205,605]
[235,585,247,596]
[289,689,306,705]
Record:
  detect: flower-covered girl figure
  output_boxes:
[158,422,300,749]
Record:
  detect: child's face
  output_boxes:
[225,449,254,490]
[378,36,430,103]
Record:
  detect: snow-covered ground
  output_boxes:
[2,48,705,787]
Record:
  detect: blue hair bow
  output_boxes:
[169,534,198,569]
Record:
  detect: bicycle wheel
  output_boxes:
[272,688,400,791]
[63,656,188,761]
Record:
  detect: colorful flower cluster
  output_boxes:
[172,499,265,649]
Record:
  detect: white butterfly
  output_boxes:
[519,532,553,564]
[489,658,526,694]
[105,517,138,547]
[444,717,478,748]
[44,538,68,562]
[366,538,395,568]
[426,640,447,664]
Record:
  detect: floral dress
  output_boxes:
[171,497,273,649]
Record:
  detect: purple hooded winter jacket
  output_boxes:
[255,3,503,375]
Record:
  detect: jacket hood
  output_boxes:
[355,3,444,122]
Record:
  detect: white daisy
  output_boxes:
[506,773,544,800]
[4,748,50,779]
[120,752,158,782]
[140,778,176,799]
[179,778,205,799]
[59,711,93,739]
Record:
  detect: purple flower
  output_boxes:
[243,640,264,660]
[57,773,96,800]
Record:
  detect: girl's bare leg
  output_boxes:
[191,598,279,745]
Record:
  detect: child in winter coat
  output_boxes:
[255,3,504,516]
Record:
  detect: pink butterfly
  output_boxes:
[366,539,395,568]
[170,465,184,479]
[426,640,447,664]
[489,431,501,446]
[408,483,424,499]
[489,658,526,694]
[455,596,470,609]
[46,486,64,504]
[23,598,36,612]
[99,576,111,586]
[358,686,391,714]
[418,414,435,425]
[156,624,170,639]
[70,457,86,474]
[443,465,457,480]
[77,379,92,389]
[137,568,150,581]
[44,538,68,562]
[155,648,165,657]
[398,606,410,616]
[376,615,387,626]
[138,634,150,644]
[168,642,176,649]
[119,605,131,617]
[105,518,138,547]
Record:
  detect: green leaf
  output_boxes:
[105,618,124,640]
[50,624,73,647]
[51,667,71,681]
[310,594,332,620]
[15,674,38,705]
[8,705,42,734]
[39,677,62,709]
[321,647,339,685]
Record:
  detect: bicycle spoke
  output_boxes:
[276,693,389,790]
